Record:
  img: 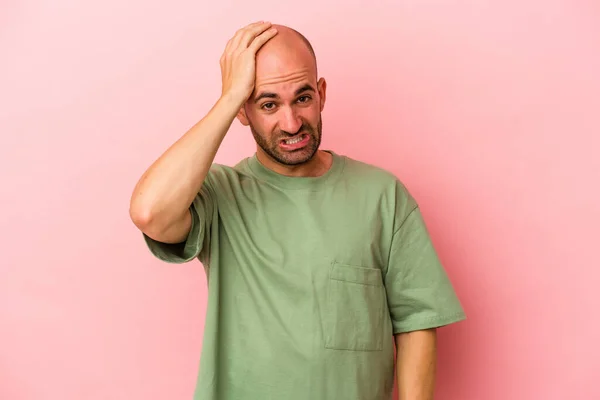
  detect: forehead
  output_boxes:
[253,38,317,95]
[254,68,312,96]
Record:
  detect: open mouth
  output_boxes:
[282,134,307,145]
[279,133,310,150]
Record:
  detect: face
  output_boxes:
[237,34,327,166]
[244,78,325,166]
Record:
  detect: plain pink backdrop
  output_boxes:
[1,1,599,399]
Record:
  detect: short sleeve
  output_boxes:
[142,178,216,265]
[384,207,466,334]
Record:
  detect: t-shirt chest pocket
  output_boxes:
[322,261,386,351]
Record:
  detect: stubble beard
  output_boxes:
[250,116,323,166]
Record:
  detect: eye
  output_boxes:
[261,102,276,110]
[298,95,311,103]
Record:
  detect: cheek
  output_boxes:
[252,114,279,135]
[247,112,269,129]
[302,107,321,124]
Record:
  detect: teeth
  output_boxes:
[285,135,304,145]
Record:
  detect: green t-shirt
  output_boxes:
[143,150,466,400]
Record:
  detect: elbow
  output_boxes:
[129,194,159,232]
[129,203,154,231]
[129,199,179,241]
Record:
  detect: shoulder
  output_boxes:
[201,158,255,193]
[341,155,414,200]
[203,158,246,181]
[342,156,395,181]
[340,154,419,226]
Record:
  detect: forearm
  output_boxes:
[395,329,437,400]
[129,93,243,236]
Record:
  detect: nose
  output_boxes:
[279,106,303,134]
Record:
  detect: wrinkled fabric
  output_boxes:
[143,150,466,400]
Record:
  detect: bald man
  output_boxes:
[130,21,466,400]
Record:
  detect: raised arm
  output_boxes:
[129,21,278,243]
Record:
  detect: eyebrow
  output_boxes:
[253,84,316,103]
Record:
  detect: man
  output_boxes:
[129,21,466,400]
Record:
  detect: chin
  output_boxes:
[278,148,318,166]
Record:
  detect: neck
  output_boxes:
[256,149,332,177]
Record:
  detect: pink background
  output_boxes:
[1,1,599,399]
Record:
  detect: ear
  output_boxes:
[236,104,250,126]
[317,77,327,112]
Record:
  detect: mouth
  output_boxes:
[282,134,306,145]
[279,133,310,150]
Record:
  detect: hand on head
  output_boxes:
[219,21,278,104]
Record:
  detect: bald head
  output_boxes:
[238,23,327,168]
[254,24,318,84]
[271,25,316,59]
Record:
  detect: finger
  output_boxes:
[248,27,278,53]
[238,22,274,49]
[224,21,262,54]
[231,21,272,52]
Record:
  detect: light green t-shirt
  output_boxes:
[143,150,466,400]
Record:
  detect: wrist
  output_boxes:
[220,90,248,111]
